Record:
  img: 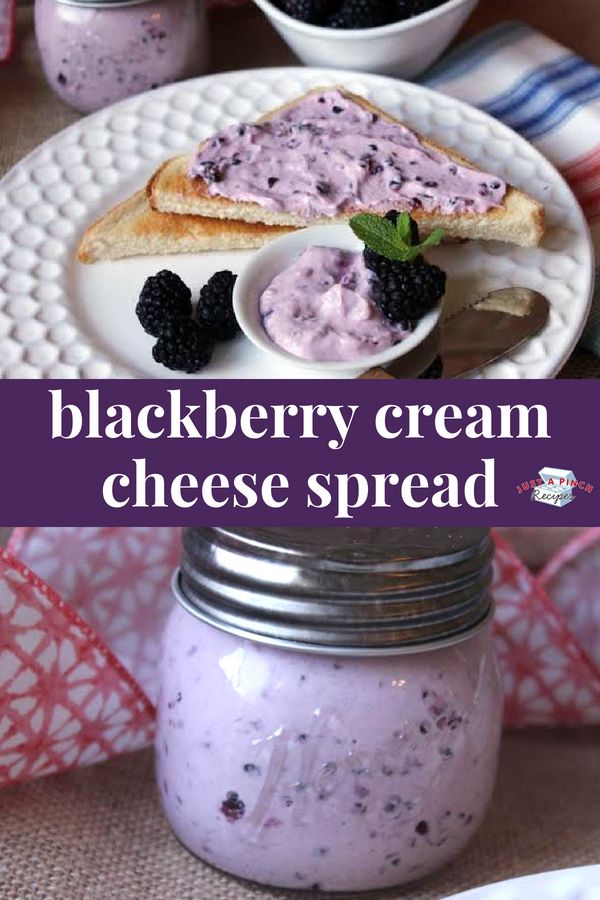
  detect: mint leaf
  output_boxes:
[421,228,445,249]
[349,214,407,260]
[350,212,445,263]
[395,212,413,244]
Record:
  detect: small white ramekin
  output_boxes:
[233,223,441,376]
[251,0,480,79]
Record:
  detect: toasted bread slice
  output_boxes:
[77,190,293,263]
[148,88,545,248]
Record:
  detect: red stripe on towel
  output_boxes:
[560,146,600,222]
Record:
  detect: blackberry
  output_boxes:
[152,319,214,373]
[220,791,246,823]
[279,0,336,21]
[395,0,445,19]
[327,0,389,28]
[197,160,222,183]
[372,257,446,326]
[136,270,192,337]
[352,208,445,326]
[362,210,444,325]
[196,270,240,341]
[394,0,420,17]
[278,0,315,21]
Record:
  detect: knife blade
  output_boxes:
[360,288,550,380]
[438,288,550,378]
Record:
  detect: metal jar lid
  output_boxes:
[174,528,494,656]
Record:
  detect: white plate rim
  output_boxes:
[441,864,600,899]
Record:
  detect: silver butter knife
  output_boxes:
[360,288,550,380]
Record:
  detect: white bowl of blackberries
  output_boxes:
[252,0,479,78]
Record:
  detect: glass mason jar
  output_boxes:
[34,0,207,113]
[156,528,503,893]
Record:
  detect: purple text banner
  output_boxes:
[2,379,599,526]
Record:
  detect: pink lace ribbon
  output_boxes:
[493,530,600,727]
[1,527,600,788]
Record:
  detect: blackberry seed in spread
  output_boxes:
[190,89,507,218]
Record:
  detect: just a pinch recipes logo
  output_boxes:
[515,467,594,508]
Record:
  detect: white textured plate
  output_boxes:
[442,866,600,899]
[0,67,594,379]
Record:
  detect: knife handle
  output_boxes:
[358,356,443,380]
[358,367,395,380]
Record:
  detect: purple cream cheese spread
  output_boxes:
[34,0,205,115]
[190,89,507,218]
[156,612,502,892]
[259,246,408,362]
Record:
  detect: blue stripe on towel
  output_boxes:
[513,76,600,140]
[423,21,530,86]
[484,56,585,119]
[482,56,600,140]
[426,26,600,142]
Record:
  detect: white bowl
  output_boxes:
[233,223,441,376]
[251,0,480,79]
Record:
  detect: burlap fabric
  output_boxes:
[1,729,599,899]
[1,6,599,378]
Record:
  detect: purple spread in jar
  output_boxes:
[259,246,408,362]
[34,0,206,115]
[156,613,502,892]
[155,527,501,893]
[190,89,507,218]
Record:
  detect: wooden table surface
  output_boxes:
[454,0,598,64]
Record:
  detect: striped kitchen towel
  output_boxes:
[424,21,600,356]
